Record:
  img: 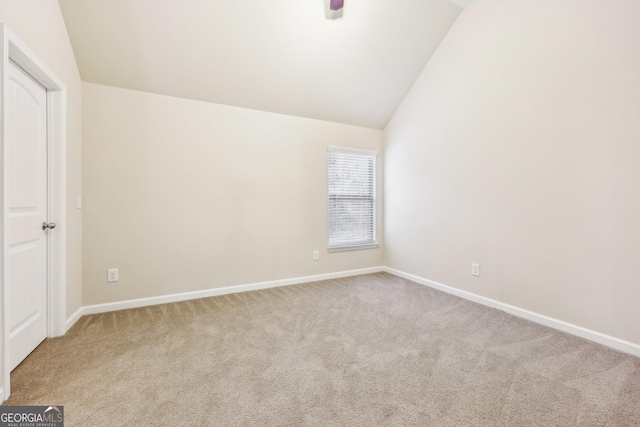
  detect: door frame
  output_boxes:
[0,25,67,400]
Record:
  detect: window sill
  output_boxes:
[328,243,379,253]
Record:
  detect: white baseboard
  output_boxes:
[81,266,384,316]
[62,265,640,358]
[64,307,84,333]
[384,267,640,358]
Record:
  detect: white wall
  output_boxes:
[385,0,640,344]
[0,0,82,319]
[82,83,383,305]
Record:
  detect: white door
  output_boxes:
[6,60,48,371]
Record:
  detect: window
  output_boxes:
[328,147,378,251]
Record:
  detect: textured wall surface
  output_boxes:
[82,83,383,305]
[385,0,640,344]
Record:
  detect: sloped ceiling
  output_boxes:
[449,0,476,7]
[58,0,462,129]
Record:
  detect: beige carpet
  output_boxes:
[4,273,640,426]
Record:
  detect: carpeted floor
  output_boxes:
[4,273,640,426]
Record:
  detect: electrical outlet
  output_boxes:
[77,195,83,209]
[313,250,319,261]
[108,268,119,283]
[471,264,480,277]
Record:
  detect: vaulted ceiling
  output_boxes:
[58,0,464,129]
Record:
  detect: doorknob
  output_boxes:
[42,222,56,230]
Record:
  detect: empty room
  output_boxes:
[0,0,639,425]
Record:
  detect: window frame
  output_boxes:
[327,146,379,252]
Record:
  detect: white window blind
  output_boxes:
[328,147,377,250]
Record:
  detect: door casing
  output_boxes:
[0,24,67,401]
